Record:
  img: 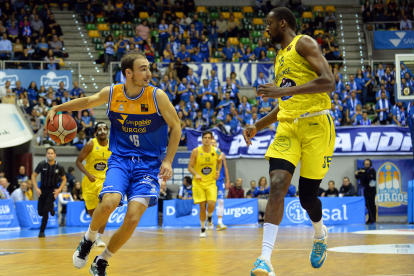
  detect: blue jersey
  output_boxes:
[107,84,168,158]
[218,160,225,181]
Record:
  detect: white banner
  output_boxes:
[0,104,33,148]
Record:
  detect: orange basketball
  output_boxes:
[47,114,78,144]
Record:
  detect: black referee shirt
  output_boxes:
[34,160,65,191]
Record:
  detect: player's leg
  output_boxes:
[198,201,207,237]
[193,184,208,237]
[205,185,218,230]
[299,114,335,269]
[89,199,149,276]
[216,181,227,230]
[38,192,55,237]
[251,120,301,276]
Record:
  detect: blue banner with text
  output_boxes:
[0,70,72,90]
[0,199,20,230]
[374,31,414,49]
[15,201,58,229]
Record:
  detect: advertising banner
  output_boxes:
[374,31,414,49]
[0,104,33,148]
[0,70,72,90]
[163,199,258,227]
[185,126,412,158]
[0,199,20,230]
[357,159,412,215]
[66,201,158,227]
[15,201,58,229]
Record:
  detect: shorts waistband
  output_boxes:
[298,109,329,118]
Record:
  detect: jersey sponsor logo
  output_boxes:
[116,100,127,103]
[287,45,292,51]
[322,156,332,169]
[279,78,296,101]
[119,104,124,111]
[141,104,149,112]
[94,162,107,171]
[273,136,291,152]
[309,123,318,126]
[274,67,291,84]
[201,166,212,175]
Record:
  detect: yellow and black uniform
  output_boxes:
[265,35,335,180]
[82,138,111,209]
[192,146,221,204]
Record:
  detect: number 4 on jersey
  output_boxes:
[129,135,140,147]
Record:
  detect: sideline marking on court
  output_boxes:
[328,244,414,254]
[353,229,414,235]
[0,248,310,252]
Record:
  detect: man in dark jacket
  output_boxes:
[324,181,339,197]
[158,180,173,213]
[339,177,356,197]
[227,178,245,198]
[355,159,377,224]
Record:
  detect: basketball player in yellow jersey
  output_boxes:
[244,7,336,276]
[75,122,111,247]
[188,131,222,238]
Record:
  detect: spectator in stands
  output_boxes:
[13,0,25,13]
[330,102,342,126]
[194,109,208,130]
[322,37,335,60]
[160,75,175,102]
[363,10,374,30]
[162,43,174,62]
[0,177,10,199]
[332,92,343,112]
[164,62,178,83]
[217,14,228,43]
[302,23,313,36]
[27,109,41,133]
[177,44,190,62]
[375,91,391,124]
[376,84,390,101]
[70,81,84,100]
[84,4,94,23]
[11,181,28,202]
[180,14,192,29]
[12,38,23,59]
[80,110,94,137]
[103,35,115,72]
[135,20,150,41]
[37,128,54,146]
[253,39,267,60]
[253,72,267,97]
[65,167,76,192]
[209,69,221,95]
[315,11,325,30]
[186,68,198,91]
[46,14,63,37]
[144,37,156,62]
[402,78,414,96]
[186,95,199,120]
[346,91,361,125]
[227,14,239,38]
[216,92,235,121]
[227,178,245,198]
[324,181,339,197]
[37,36,49,58]
[258,50,269,62]
[184,0,195,15]
[0,33,12,60]
[50,35,64,58]
[1,88,15,104]
[198,34,211,61]
[158,18,170,56]
[202,101,215,124]
[61,91,71,104]
[351,104,363,125]
[56,81,67,101]
[391,102,406,126]
[115,33,127,61]
[258,96,272,117]
[26,180,33,200]
[339,177,356,197]
[178,176,193,199]
[382,67,395,97]
[177,78,192,103]
[184,38,194,54]
[208,20,219,51]
[400,15,412,30]
[188,23,200,48]
[238,96,252,122]
[27,82,38,105]
[376,10,389,30]
[8,21,19,42]
[175,61,190,80]
[325,11,337,30]
[170,26,182,56]
[192,14,203,34]
[355,159,377,224]
[357,110,372,125]
[198,79,215,108]
[13,81,26,96]
[13,165,29,194]
[191,46,206,62]
[158,180,172,213]
[71,181,83,201]
[221,77,240,103]
[58,185,73,226]
[246,180,256,198]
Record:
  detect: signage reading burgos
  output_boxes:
[118,114,150,133]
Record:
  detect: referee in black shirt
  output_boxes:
[31,147,66,237]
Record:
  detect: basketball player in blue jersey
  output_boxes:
[45,52,181,276]
[211,138,229,230]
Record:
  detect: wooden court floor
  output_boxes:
[1,226,413,276]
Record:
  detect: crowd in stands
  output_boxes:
[362,0,414,30]
[0,1,67,69]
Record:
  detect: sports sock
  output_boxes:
[311,218,325,239]
[217,199,224,217]
[201,220,206,229]
[97,247,114,262]
[218,217,223,224]
[261,223,279,262]
[207,216,212,223]
[201,228,206,233]
[85,226,98,242]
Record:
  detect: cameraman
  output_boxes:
[355,159,376,224]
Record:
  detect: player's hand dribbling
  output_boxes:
[243,125,258,147]
[159,160,173,181]
[45,107,57,127]
[87,173,97,182]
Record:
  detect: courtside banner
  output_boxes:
[66,201,158,227]
[357,159,412,216]
[15,201,58,229]
[0,70,72,90]
[0,199,20,230]
[185,126,412,158]
[374,31,414,49]
[158,62,274,86]
[280,197,365,226]
[163,198,258,227]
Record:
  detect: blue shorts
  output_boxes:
[216,179,225,200]
[99,154,161,207]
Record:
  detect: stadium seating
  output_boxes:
[221,12,230,19]
[196,6,207,13]
[122,24,132,31]
[253,18,264,25]
[208,7,218,13]
[252,31,261,38]
[175,12,184,18]
[101,30,111,37]
[233,12,243,19]
[243,6,253,13]
[88,30,99,38]
[92,37,102,44]
[98,24,109,31]
[255,25,265,31]
[240,37,251,44]
[302,12,313,18]
[228,37,239,45]
[86,24,96,30]
[97,17,105,24]
[139,12,149,19]
[220,7,229,13]
[111,24,120,31]
[326,6,336,12]
[313,6,324,12]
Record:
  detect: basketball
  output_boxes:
[47,114,78,144]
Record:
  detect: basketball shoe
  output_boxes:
[216,223,227,231]
[206,220,214,230]
[73,236,95,269]
[310,225,328,268]
[95,236,106,247]
[250,256,276,276]
[89,256,109,276]
[199,229,206,238]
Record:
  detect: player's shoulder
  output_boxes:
[295,35,319,55]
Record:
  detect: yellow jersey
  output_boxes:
[274,35,330,119]
[84,138,111,179]
[193,146,221,186]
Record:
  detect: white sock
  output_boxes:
[85,226,98,242]
[97,233,101,239]
[311,219,326,239]
[97,247,114,262]
[261,223,279,262]
[217,199,224,217]
[201,220,205,229]
[218,217,223,224]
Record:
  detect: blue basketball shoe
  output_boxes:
[250,256,276,276]
[309,225,328,269]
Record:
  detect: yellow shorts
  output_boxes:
[192,181,217,204]
[265,114,335,180]
[82,176,104,210]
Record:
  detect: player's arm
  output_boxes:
[222,152,230,189]
[156,89,181,181]
[188,148,201,181]
[75,140,96,182]
[31,171,41,197]
[55,175,67,198]
[45,86,110,126]
[257,36,335,98]
[243,105,280,147]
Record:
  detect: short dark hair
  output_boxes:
[94,121,108,133]
[202,130,213,138]
[269,7,297,31]
[329,180,335,185]
[121,52,146,78]
[46,147,56,153]
[68,166,75,173]
[183,176,192,185]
